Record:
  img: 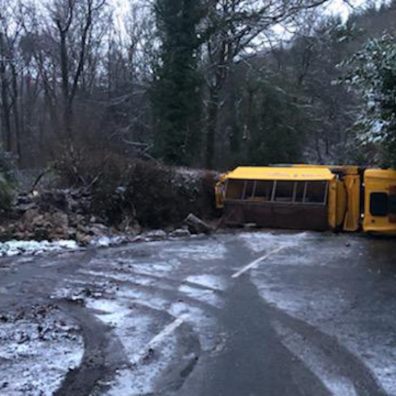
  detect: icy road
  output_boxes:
[1,231,396,396]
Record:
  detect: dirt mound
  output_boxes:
[0,189,121,244]
[0,161,219,244]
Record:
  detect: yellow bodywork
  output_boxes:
[216,166,337,229]
[215,174,227,209]
[328,179,344,229]
[222,166,335,181]
[216,165,396,234]
[292,164,360,175]
[343,174,361,231]
[363,169,396,234]
[294,164,360,231]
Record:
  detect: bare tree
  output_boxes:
[201,0,333,168]
[0,0,24,159]
[50,0,106,140]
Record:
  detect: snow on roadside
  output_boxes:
[0,240,79,257]
[0,304,84,395]
[90,236,129,248]
[0,229,219,258]
[0,235,129,257]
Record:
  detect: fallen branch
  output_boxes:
[30,167,53,193]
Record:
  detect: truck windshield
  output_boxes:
[370,193,388,216]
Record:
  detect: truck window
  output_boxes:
[274,181,294,202]
[305,182,327,204]
[370,192,388,216]
[295,182,305,202]
[226,180,245,199]
[389,194,396,214]
[243,181,255,200]
[254,181,274,201]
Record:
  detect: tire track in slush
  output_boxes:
[55,300,202,396]
[54,300,129,396]
[267,303,387,396]
[55,265,217,395]
[77,267,224,296]
[184,274,332,396]
[75,270,223,315]
[198,237,386,396]
[233,237,387,396]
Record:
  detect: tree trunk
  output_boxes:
[59,32,72,139]
[0,71,11,152]
[11,63,21,162]
[205,88,219,169]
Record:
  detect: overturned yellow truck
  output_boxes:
[215,165,396,234]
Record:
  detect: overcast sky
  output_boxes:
[324,0,368,19]
[111,0,369,19]
[110,0,373,41]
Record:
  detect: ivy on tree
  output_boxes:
[151,0,203,166]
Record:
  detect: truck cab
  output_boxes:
[363,169,396,234]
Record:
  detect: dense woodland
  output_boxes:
[0,0,395,174]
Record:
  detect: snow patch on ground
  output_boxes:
[117,287,169,311]
[0,239,78,257]
[78,269,174,292]
[105,337,178,396]
[159,242,227,261]
[87,298,131,327]
[253,278,351,323]
[87,296,157,357]
[238,231,312,253]
[178,284,222,307]
[185,274,227,291]
[131,259,181,276]
[84,294,180,396]
[0,306,83,395]
[79,255,181,280]
[169,301,219,352]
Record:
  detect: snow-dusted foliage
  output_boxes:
[343,34,396,165]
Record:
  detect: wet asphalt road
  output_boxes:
[1,231,396,396]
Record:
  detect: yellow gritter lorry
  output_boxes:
[215,165,396,234]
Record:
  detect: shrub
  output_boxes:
[55,146,217,228]
[90,160,217,228]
